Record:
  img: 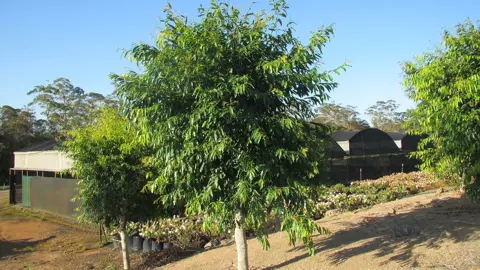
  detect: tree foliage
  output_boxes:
[112,0,344,265]
[64,108,159,269]
[28,77,117,137]
[0,106,50,184]
[403,20,480,186]
[312,103,369,131]
[365,100,407,132]
[64,108,158,225]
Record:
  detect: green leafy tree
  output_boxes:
[403,20,480,190]
[365,100,407,132]
[112,1,344,269]
[28,78,117,137]
[64,109,158,270]
[312,103,369,131]
[0,106,44,184]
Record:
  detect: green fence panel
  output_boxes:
[22,175,31,207]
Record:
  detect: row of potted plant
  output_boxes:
[109,216,207,252]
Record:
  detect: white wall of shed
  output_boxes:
[13,151,72,171]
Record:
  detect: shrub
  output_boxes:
[465,183,480,203]
[311,172,447,218]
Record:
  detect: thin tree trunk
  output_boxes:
[460,171,467,193]
[119,218,131,270]
[234,211,248,270]
[274,215,282,232]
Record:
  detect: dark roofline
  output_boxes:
[387,132,406,141]
[330,130,360,141]
[15,140,61,152]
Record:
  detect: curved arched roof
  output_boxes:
[330,130,360,141]
[348,128,400,155]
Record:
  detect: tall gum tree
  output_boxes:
[112,1,346,269]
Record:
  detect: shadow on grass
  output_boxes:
[264,195,480,269]
[0,235,55,259]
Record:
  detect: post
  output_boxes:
[401,163,404,173]
[359,168,362,181]
[9,169,15,204]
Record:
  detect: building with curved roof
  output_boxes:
[387,132,424,152]
[331,128,400,156]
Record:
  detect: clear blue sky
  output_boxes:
[1,0,478,121]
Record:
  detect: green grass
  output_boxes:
[0,185,9,190]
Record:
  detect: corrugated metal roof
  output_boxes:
[15,140,60,152]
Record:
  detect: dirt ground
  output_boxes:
[163,190,480,270]
[0,190,139,270]
[1,190,480,270]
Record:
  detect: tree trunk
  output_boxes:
[234,211,248,270]
[274,215,282,232]
[119,219,131,270]
[460,171,467,193]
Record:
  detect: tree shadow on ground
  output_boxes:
[265,195,480,269]
[0,236,55,259]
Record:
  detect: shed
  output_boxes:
[9,140,79,217]
[387,132,424,152]
[13,140,72,172]
[331,128,400,156]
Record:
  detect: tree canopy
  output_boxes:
[365,100,407,132]
[112,1,343,268]
[403,20,480,187]
[0,105,50,184]
[312,103,369,131]
[28,77,117,137]
[64,108,159,269]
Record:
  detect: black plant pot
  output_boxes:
[127,236,133,251]
[152,240,163,251]
[142,238,152,252]
[163,242,173,250]
[132,236,143,252]
[112,234,120,248]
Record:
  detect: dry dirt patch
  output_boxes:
[1,190,479,270]
[162,191,480,270]
[0,190,140,270]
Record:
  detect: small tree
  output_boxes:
[64,109,157,270]
[112,1,344,269]
[403,20,480,190]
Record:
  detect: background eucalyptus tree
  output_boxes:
[28,77,117,137]
[112,1,345,268]
[365,100,407,132]
[313,103,369,131]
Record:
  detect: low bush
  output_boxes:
[311,172,447,218]
[465,183,480,203]
[109,172,447,252]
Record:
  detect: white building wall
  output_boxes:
[14,151,72,171]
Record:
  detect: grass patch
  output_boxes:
[0,185,9,191]
[0,203,95,232]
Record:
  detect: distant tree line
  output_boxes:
[312,99,410,132]
[0,77,117,185]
